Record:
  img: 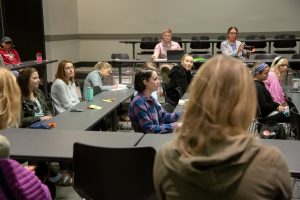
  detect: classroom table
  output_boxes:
[8,59,58,97]
[136,133,300,178]
[2,128,144,161]
[120,38,300,58]
[47,88,135,131]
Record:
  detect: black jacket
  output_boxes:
[166,64,192,106]
[21,89,52,127]
[254,80,279,117]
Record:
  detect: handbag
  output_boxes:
[258,121,286,139]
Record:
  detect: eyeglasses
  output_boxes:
[229,32,237,35]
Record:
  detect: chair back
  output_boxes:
[216,35,226,49]
[290,107,300,140]
[190,36,210,49]
[139,37,158,50]
[273,34,296,48]
[290,54,300,70]
[245,35,267,49]
[73,143,156,200]
[172,36,182,48]
[253,54,277,60]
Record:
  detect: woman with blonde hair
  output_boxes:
[0,68,52,199]
[264,56,289,105]
[154,55,292,200]
[83,61,117,97]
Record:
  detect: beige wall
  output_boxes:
[43,0,300,80]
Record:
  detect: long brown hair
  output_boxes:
[55,60,75,84]
[0,68,21,129]
[175,55,256,156]
[17,67,38,98]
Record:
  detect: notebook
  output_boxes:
[167,50,185,61]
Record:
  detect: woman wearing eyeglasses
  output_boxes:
[17,67,53,128]
[264,57,289,105]
[221,26,255,60]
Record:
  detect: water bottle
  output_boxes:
[36,52,42,63]
[86,85,94,102]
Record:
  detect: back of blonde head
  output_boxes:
[93,61,112,71]
[0,68,21,130]
[176,55,256,156]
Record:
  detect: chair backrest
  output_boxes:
[172,36,182,48]
[291,53,300,59]
[190,36,210,49]
[253,54,277,60]
[111,53,129,60]
[73,143,156,200]
[290,54,300,70]
[290,107,300,140]
[216,35,226,49]
[139,37,158,50]
[273,34,296,48]
[245,35,267,49]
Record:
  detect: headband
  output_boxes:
[274,57,284,66]
[254,63,268,74]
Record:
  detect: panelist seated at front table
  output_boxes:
[221,26,255,60]
[151,28,181,61]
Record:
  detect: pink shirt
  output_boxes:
[154,41,181,59]
[264,71,286,104]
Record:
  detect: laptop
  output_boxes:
[167,50,185,61]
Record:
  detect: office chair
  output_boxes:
[172,36,183,48]
[245,35,267,54]
[73,143,157,200]
[290,107,300,140]
[138,37,158,55]
[190,36,210,54]
[253,54,277,60]
[216,35,226,54]
[273,34,297,54]
[111,53,131,84]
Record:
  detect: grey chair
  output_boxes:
[190,36,210,54]
[273,34,297,54]
[73,143,156,200]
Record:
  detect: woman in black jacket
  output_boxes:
[252,62,289,123]
[166,54,193,106]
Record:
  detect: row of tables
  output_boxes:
[120,38,300,59]
[3,128,300,177]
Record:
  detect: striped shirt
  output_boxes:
[129,93,180,134]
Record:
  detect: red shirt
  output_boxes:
[0,48,21,65]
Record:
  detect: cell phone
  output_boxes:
[70,109,83,112]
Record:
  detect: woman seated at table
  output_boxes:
[221,26,255,60]
[17,67,53,128]
[153,55,292,200]
[166,54,193,106]
[51,60,80,113]
[0,67,52,200]
[83,61,118,98]
[264,56,289,105]
[253,62,289,123]
[128,69,180,134]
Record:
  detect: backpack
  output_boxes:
[258,121,286,139]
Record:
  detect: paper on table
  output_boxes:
[112,84,128,91]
